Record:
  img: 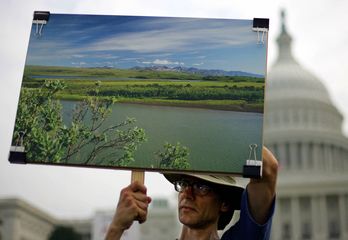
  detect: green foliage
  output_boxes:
[95,84,264,103]
[49,226,82,240]
[22,65,265,112]
[157,142,190,170]
[13,80,146,166]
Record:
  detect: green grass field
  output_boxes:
[22,65,265,112]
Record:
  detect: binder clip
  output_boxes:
[252,18,269,45]
[33,11,50,37]
[243,144,262,178]
[9,131,27,164]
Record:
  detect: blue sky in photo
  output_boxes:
[26,14,267,75]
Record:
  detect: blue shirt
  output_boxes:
[221,189,275,240]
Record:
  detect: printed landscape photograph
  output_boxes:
[11,13,268,175]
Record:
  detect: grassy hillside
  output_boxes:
[24,65,203,80]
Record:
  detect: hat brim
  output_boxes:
[163,173,244,210]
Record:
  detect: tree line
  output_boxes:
[92,84,264,103]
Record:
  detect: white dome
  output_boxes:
[263,11,348,173]
[264,14,344,136]
[265,11,348,240]
[266,22,332,105]
[268,61,332,105]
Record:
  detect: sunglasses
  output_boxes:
[173,180,213,196]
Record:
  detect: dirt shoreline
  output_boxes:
[118,100,264,113]
[58,95,264,113]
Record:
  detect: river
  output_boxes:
[61,101,263,175]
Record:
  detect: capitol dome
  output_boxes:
[264,11,348,173]
[268,28,332,106]
[264,11,348,240]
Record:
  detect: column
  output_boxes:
[291,197,300,240]
[296,142,303,170]
[326,144,333,171]
[339,194,348,239]
[271,203,281,240]
[289,142,297,170]
[344,149,348,171]
[312,195,327,240]
[312,196,320,240]
[319,195,328,240]
[301,142,309,170]
[332,146,338,172]
[278,143,287,170]
[312,143,320,171]
[6,210,21,240]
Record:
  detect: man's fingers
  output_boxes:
[136,207,148,223]
[130,180,147,193]
[118,181,152,224]
[133,191,151,203]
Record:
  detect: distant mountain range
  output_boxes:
[131,65,264,78]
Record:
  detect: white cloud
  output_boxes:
[71,61,87,66]
[141,59,184,65]
[81,18,254,54]
[153,59,184,65]
[72,54,86,58]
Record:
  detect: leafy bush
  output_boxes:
[13,80,146,166]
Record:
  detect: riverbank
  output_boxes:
[56,94,264,113]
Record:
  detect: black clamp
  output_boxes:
[9,131,27,164]
[252,18,269,45]
[33,11,50,37]
[243,144,262,178]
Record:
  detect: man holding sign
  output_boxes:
[105,147,278,240]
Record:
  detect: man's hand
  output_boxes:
[247,146,278,224]
[105,181,152,240]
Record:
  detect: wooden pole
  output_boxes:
[131,170,146,223]
[131,170,145,184]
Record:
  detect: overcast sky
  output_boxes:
[0,0,347,220]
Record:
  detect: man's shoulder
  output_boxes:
[221,190,275,240]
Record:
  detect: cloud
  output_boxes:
[72,54,86,58]
[141,59,184,65]
[153,59,184,65]
[71,61,87,66]
[81,18,254,54]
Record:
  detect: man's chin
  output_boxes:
[179,216,209,230]
[179,213,195,223]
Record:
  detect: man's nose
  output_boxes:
[180,185,195,199]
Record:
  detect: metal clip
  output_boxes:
[33,11,50,37]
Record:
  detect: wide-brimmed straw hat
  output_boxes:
[163,173,244,230]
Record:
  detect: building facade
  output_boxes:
[0,198,57,240]
[0,198,91,240]
[264,11,348,240]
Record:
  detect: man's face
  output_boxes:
[176,177,226,229]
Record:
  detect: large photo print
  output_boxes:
[10,13,268,175]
